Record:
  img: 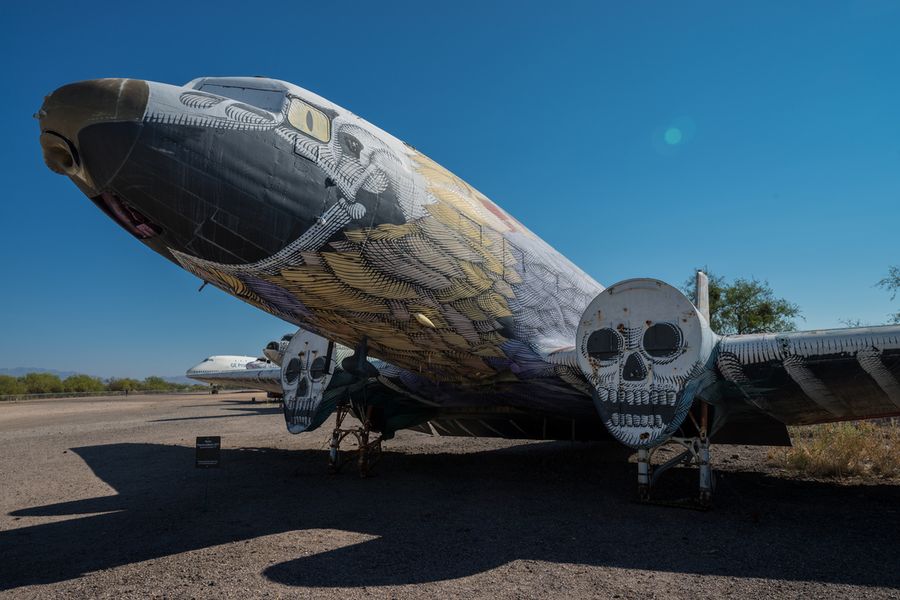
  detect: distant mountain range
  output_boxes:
[0,367,85,379]
[0,367,192,385]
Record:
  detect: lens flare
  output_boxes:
[664,127,683,145]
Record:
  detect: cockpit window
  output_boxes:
[288,97,331,142]
[198,84,286,113]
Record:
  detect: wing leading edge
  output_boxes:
[717,325,900,425]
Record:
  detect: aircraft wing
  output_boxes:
[716,325,900,425]
[186,367,283,395]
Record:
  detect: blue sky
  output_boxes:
[2,1,899,377]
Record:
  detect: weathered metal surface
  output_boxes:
[717,326,900,424]
[575,279,717,448]
[695,271,710,325]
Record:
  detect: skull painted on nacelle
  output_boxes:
[576,279,716,448]
[280,328,335,434]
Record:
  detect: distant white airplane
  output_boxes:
[38,75,900,501]
[186,355,281,395]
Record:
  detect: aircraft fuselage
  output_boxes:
[38,76,601,395]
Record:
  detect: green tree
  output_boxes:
[63,374,106,393]
[877,266,900,324]
[108,378,141,392]
[839,318,871,328]
[683,271,801,335]
[20,372,64,394]
[0,375,26,395]
[140,376,169,391]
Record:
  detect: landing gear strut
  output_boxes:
[637,402,714,508]
[328,403,383,477]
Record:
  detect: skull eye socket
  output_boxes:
[643,323,683,358]
[587,328,623,361]
[285,358,301,384]
[309,356,327,381]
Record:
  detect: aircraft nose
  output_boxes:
[37,79,148,190]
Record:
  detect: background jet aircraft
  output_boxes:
[38,75,900,499]
[186,354,282,395]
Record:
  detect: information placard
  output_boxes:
[195,436,221,468]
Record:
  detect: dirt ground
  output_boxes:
[1,392,898,599]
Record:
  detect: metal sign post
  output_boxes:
[195,436,221,511]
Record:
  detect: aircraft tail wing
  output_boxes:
[716,325,900,425]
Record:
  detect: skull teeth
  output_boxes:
[609,413,665,429]
[596,388,677,406]
[597,383,680,443]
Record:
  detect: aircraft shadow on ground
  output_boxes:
[2,441,899,590]
[149,399,283,422]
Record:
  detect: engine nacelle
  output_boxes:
[263,333,294,366]
[280,329,336,433]
[575,278,717,448]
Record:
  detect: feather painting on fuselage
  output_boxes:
[38,75,900,500]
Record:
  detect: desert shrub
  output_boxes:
[107,378,141,392]
[0,375,26,395]
[20,372,64,394]
[770,421,900,478]
[139,376,170,391]
[63,374,106,393]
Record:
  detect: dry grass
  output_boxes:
[768,420,900,479]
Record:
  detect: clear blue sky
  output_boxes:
[2,1,899,377]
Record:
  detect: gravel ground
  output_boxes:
[1,392,898,599]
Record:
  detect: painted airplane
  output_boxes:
[186,354,282,395]
[37,76,900,500]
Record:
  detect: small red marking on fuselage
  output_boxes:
[478,197,523,233]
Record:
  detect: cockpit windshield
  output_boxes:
[198,83,286,113]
